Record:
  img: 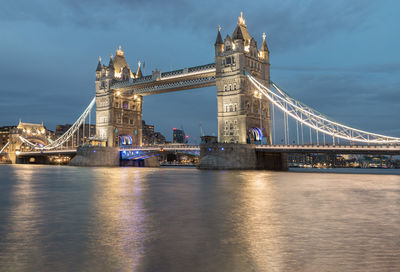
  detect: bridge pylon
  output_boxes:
[95,48,143,147]
[215,13,271,144]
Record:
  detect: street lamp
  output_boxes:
[254,90,262,142]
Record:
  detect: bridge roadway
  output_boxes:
[16,144,400,156]
[123,144,400,155]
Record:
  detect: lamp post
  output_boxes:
[254,90,262,142]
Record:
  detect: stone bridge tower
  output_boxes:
[215,13,271,144]
[95,46,143,147]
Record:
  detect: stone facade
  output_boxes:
[7,121,54,163]
[95,47,143,147]
[197,143,288,170]
[215,13,271,144]
[69,146,120,167]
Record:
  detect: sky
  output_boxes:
[1,0,400,143]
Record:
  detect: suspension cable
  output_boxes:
[246,72,400,144]
[0,142,9,154]
[18,97,96,150]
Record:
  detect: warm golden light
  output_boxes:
[114,71,122,78]
[116,45,124,56]
[238,11,246,26]
[116,91,121,96]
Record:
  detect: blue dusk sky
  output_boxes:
[0,0,399,143]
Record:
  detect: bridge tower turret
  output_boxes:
[215,13,271,144]
[95,47,143,147]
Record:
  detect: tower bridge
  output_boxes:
[3,13,400,170]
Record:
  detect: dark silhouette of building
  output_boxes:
[0,126,16,150]
[142,120,166,145]
[173,128,186,144]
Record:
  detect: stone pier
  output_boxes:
[69,146,120,167]
[197,143,288,170]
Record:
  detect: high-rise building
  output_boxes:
[142,120,166,145]
[142,120,155,145]
[173,128,186,144]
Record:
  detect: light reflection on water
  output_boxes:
[0,165,399,272]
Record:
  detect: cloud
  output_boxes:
[0,0,380,51]
[274,62,400,74]
[0,0,398,139]
[272,70,400,135]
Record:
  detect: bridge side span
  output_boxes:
[247,73,400,145]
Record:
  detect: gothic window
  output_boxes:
[122,101,129,109]
[234,104,237,112]
[224,85,227,91]
[129,119,133,125]
[131,104,135,110]
[230,123,233,130]
[226,57,232,65]
[115,102,119,108]
[233,83,237,90]
[101,81,106,88]
[229,84,232,91]
[229,105,233,112]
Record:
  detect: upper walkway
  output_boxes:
[111,63,216,95]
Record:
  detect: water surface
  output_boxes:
[0,165,399,271]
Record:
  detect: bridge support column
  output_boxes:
[7,152,17,164]
[197,143,288,170]
[256,151,288,171]
[70,146,120,166]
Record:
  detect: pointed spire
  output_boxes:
[232,24,244,40]
[116,45,124,56]
[215,25,223,46]
[136,61,143,78]
[96,56,102,71]
[261,32,269,52]
[108,54,114,68]
[238,11,246,26]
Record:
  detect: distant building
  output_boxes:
[173,128,186,144]
[8,121,55,152]
[154,132,166,145]
[142,120,155,145]
[142,120,166,145]
[55,124,96,147]
[0,126,16,151]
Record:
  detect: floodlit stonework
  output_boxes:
[95,48,143,147]
[215,13,271,144]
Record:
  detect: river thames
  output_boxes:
[0,165,399,271]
